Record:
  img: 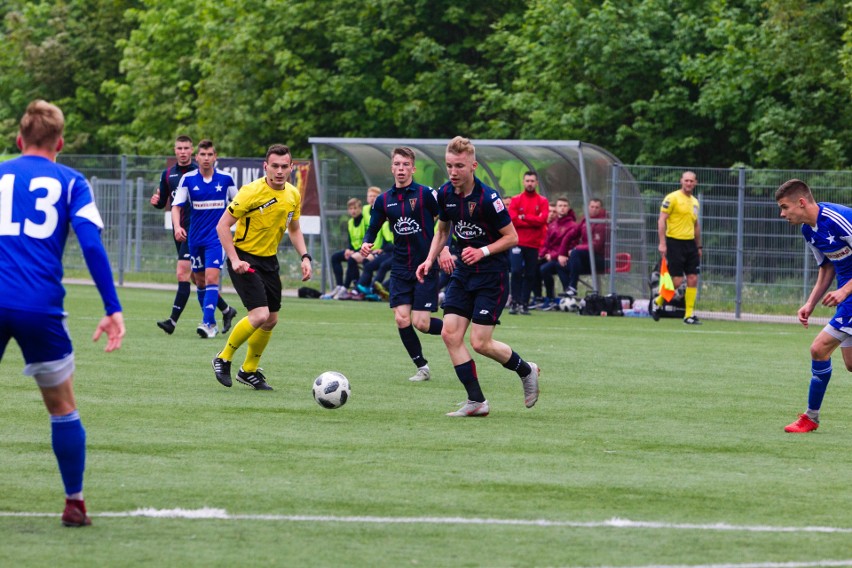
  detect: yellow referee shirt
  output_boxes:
[660,190,699,240]
[227,177,301,257]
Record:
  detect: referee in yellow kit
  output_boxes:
[652,171,702,325]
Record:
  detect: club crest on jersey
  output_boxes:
[409,198,417,210]
[825,246,852,261]
[468,202,477,216]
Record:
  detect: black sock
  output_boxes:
[454,360,485,402]
[170,281,191,322]
[427,317,443,335]
[502,351,531,378]
[217,294,229,312]
[398,325,427,368]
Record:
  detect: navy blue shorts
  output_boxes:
[389,269,439,312]
[173,237,191,261]
[442,270,510,325]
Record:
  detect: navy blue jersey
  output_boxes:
[436,177,512,273]
[153,160,198,229]
[364,182,439,273]
[804,203,852,288]
[0,155,120,315]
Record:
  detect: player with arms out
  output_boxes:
[211,144,312,390]
[416,136,540,417]
[151,135,237,335]
[171,139,237,339]
[777,179,852,433]
[360,146,448,382]
[0,100,125,526]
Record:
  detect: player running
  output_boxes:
[416,136,539,417]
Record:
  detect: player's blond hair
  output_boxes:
[19,100,64,149]
[367,186,382,198]
[775,179,815,203]
[446,136,475,160]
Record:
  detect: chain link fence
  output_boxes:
[56,155,852,322]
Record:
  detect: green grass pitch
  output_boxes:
[3,284,852,566]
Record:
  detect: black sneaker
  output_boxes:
[212,355,232,387]
[683,315,702,325]
[157,319,176,335]
[650,304,661,322]
[509,302,519,315]
[236,367,273,390]
[221,306,238,333]
[520,304,531,315]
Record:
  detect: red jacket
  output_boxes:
[540,210,579,258]
[571,208,609,257]
[509,190,550,249]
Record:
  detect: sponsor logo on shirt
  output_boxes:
[394,217,421,236]
[493,197,505,213]
[259,198,278,211]
[454,220,485,240]
[194,200,225,210]
[825,246,852,261]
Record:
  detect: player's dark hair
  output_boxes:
[776,179,815,203]
[392,146,416,163]
[175,135,192,144]
[524,171,538,179]
[197,139,215,151]
[19,100,64,149]
[556,195,570,206]
[266,144,291,161]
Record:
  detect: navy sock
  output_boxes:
[217,294,229,311]
[808,359,832,410]
[503,351,531,378]
[454,360,485,402]
[170,281,191,322]
[51,410,86,496]
[398,325,427,368]
[427,317,443,335]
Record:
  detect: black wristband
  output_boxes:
[301,253,312,262]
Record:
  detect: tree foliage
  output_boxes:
[1,0,852,168]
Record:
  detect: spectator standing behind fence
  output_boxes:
[360,146,447,381]
[0,100,126,527]
[775,179,852,433]
[211,144,312,391]
[562,198,609,297]
[508,171,549,315]
[651,171,702,325]
[171,139,238,339]
[538,196,580,308]
[151,135,237,335]
[416,136,539,417]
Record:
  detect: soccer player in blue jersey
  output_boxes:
[360,146,449,382]
[415,137,539,417]
[171,139,237,339]
[150,135,238,335]
[776,179,852,433]
[0,100,125,526]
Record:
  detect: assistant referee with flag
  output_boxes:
[651,171,702,325]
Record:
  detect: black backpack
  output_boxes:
[580,293,625,316]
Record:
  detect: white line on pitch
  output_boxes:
[2,509,852,535]
[590,562,852,568]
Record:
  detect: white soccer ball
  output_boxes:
[559,296,580,312]
[312,371,351,409]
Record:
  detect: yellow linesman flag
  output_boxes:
[659,257,676,302]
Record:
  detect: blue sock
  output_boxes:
[204,284,219,325]
[51,410,86,496]
[808,359,832,410]
[170,281,191,322]
[196,286,205,310]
